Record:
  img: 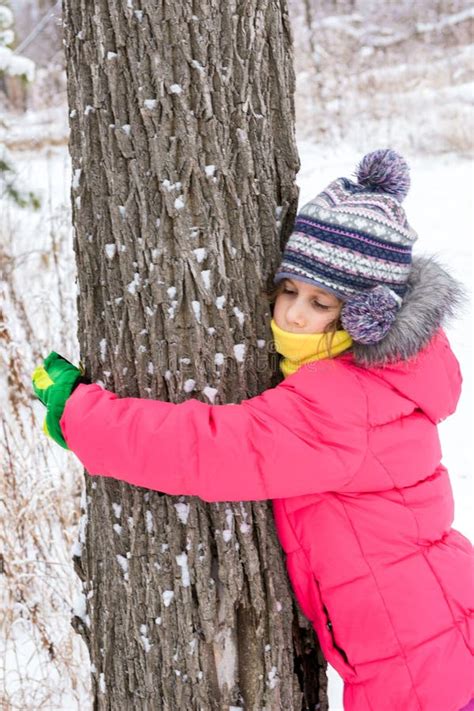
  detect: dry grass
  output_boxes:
[0,169,91,708]
[291,1,474,156]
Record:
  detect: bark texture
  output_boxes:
[62,1,328,709]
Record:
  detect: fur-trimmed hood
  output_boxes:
[352,256,465,366]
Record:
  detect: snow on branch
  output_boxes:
[0,47,35,81]
[0,4,35,82]
[416,7,474,34]
[368,8,474,48]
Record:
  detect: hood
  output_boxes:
[352,255,464,366]
[351,256,464,422]
[366,329,462,423]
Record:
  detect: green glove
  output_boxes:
[32,351,87,449]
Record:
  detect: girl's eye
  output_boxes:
[283,288,295,295]
[313,301,330,310]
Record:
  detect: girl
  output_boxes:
[33,149,474,711]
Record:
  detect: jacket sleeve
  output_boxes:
[60,361,367,501]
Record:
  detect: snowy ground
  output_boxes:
[1,109,472,709]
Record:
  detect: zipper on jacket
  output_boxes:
[323,604,351,666]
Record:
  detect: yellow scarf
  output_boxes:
[270,319,353,378]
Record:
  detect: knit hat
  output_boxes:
[274,149,418,344]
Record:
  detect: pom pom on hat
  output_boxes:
[341,285,402,345]
[355,148,410,203]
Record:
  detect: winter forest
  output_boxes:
[0,1,472,709]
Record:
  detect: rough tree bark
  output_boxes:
[62,2,328,709]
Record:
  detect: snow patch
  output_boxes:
[99,338,107,362]
[239,503,251,534]
[99,673,106,694]
[183,379,196,393]
[191,300,201,322]
[203,386,218,404]
[233,344,245,362]
[145,510,154,533]
[168,300,178,319]
[193,247,207,263]
[201,269,211,289]
[191,59,205,73]
[267,666,279,689]
[71,510,88,557]
[116,555,129,581]
[233,307,245,326]
[174,501,190,524]
[0,46,35,81]
[105,243,116,260]
[72,169,81,190]
[127,273,141,294]
[140,624,151,652]
[176,552,190,587]
[72,592,90,627]
[222,508,234,542]
[162,590,174,607]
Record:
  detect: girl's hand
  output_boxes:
[32,352,88,449]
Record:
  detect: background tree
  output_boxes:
[62,2,327,709]
[0,2,40,204]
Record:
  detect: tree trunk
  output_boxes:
[62,1,328,709]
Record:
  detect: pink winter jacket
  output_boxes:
[60,329,474,711]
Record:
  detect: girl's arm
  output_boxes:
[60,362,367,501]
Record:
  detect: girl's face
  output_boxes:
[273,278,342,334]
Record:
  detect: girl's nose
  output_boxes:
[287,303,306,326]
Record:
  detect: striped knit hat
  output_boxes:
[274,149,418,344]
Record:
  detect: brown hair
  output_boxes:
[263,280,344,359]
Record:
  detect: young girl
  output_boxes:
[33,149,474,711]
